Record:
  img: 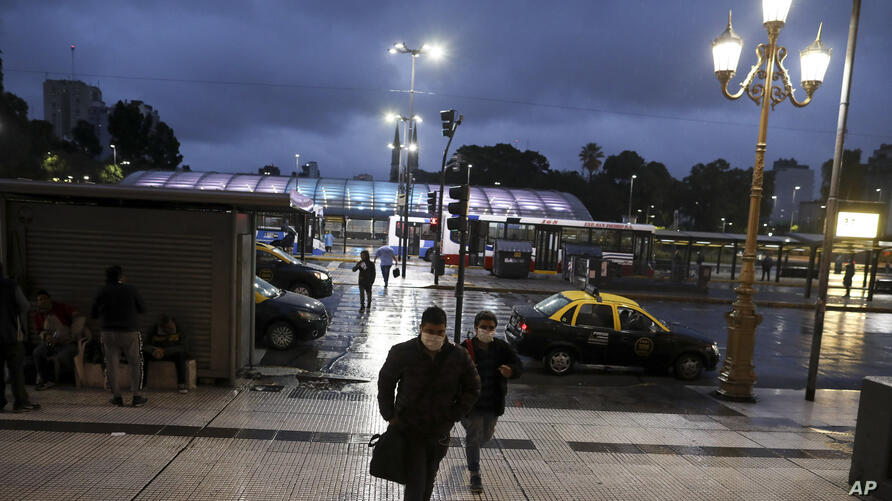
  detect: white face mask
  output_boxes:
[421,333,445,351]
[475,328,495,344]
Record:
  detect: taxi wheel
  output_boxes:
[290,283,311,296]
[544,348,574,376]
[673,353,704,380]
[265,321,297,350]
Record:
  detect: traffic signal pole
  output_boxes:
[434,133,454,286]
[453,172,470,344]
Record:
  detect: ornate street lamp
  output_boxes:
[711,1,831,402]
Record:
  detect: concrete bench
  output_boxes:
[73,338,197,390]
[849,376,892,500]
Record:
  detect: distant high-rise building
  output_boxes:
[299,161,321,178]
[43,79,108,146]
[770,158,814,225]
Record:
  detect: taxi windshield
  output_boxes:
[254,277,283,299]
[268,245,299,264]
[534,293,572,317]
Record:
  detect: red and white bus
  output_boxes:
[388,214,655,274]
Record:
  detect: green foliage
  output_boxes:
[98,163,123,184]
[578,142,604,182]
[820,149,863,201]
[108,100,183,173]
[72,120,103,157]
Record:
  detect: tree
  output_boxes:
[820,149,863,201]
[108,100,182,172]
[72,120,103,157]
[413,143,551,187]
[578,142,605,182]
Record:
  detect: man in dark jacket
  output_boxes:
[377,305,480,501]
[460,310,522,493]
[0,263,40,412]
[91,265,146,407]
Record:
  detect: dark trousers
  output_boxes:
[761,267,771,281]
[143,351,188,385]
[381,265,392,286]
[0,342,29,409]
[403,434,449,501]
[359,284,372,307]
[33,342,78,383]
[101,330,143,398]
[461,409,498,473]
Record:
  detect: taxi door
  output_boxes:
[255,248,283,287]
[571,302,615,365]
[610,306,670,368]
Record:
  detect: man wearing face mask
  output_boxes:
[377,305,480,501]
[460,310,522,494]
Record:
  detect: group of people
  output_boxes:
[351,244,400,311]
[377,305,522,499]
[0,263,191,412]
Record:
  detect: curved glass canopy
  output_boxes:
[122,171,593,220]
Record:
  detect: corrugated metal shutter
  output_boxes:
[8,202,233,377]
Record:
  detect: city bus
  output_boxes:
[387,214,656,274]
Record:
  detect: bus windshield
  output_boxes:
[534,293,572,317]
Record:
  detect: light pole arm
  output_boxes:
[716,44,765,102]
[774,48,819,108]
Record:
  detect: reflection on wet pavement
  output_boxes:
[257,285,892,390]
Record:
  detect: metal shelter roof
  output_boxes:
[0,179,309,213]
[121,171,593,220]
[656,229,888,253]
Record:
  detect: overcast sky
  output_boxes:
[2,0,891,185]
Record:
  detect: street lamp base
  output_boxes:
[712,387,757,403]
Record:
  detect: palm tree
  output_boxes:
[579,143,604,182]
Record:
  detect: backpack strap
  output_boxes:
[464,338,475,363]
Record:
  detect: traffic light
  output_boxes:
[429,216,439,235]
[440,109,456,137]
[446,184,469,232]
[427,191,438,215]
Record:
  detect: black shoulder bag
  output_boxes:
[369,352,445,484]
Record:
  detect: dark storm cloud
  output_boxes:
[2,0,891,181]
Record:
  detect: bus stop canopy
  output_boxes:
[121,170,593,221]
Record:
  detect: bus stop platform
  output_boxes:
[0,377,859,500]
[316,258,892,314]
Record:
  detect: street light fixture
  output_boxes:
[110,144,117,168]
[627,174,637,222]
[876,188,882,201]
[711,1,831,402]
[389,41,442,278]
[721,217,727,233]
[789,185,801,230]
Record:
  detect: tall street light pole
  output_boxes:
[110,144,117,169]
[789,185,801,230]
[627,174,637,222]
[294,153,300,175]
[807,0,860,402]
[711,1,831,402]
[389,42,443,279]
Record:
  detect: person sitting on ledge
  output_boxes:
[143,315,191,394]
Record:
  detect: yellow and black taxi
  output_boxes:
[505,289,720,379]
[256,242,332,298]
[255,276,329,350]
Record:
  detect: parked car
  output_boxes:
[256,242,332,298]
[505,289,720,379]
[254,276,329,350]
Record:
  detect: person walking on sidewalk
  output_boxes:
[91,265,147,407]
[374,244,398,288]
[460,310,522,494]
[761,255,773,281]
[843,258,855,297]
[377,305,480,501]
[351,250,376,311]
[0,263,40,413]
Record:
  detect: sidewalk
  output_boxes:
[315,255,892,313]
[0,379,859,500]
